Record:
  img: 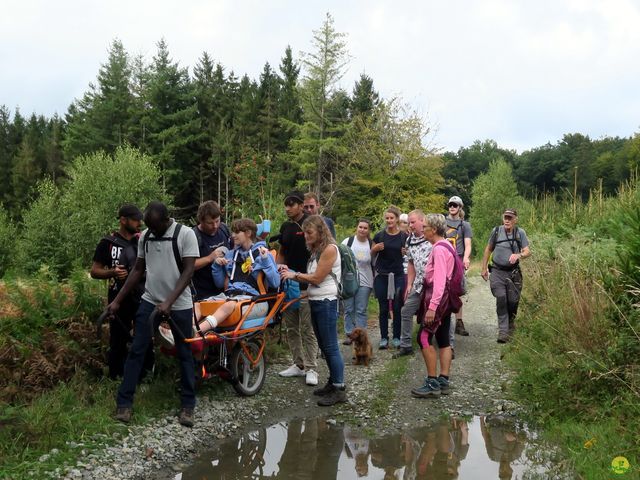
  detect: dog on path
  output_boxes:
[348,328,373,366]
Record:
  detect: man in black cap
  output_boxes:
[480,208,531,343]
[91,204,154,379]
[276,190,319,386]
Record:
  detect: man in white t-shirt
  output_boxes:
[341,219,374,343]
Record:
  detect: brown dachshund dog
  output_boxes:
[348,328,373,366]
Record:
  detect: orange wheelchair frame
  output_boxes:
[162,252,301,396]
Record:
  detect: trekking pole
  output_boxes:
[149,308,191,342]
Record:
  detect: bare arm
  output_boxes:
[194,247,227,271]
[463,237,472,270]
[157,257,196,315]
[90,261,118,280]
[282,245,337,286]
[107,257,146,313]
[480,244,493,281]
[405,261,416,301]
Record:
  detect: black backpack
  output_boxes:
[142,223,185,272]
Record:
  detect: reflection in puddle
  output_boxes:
[175,416,558,479]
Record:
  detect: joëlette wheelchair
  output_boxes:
[158,250,300,396]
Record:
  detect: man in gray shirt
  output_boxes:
[445,196,473,342]
[108,201,199,427]
[480,208,531,343]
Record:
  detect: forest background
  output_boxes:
[0,13,638,479]
[1,14,639,279]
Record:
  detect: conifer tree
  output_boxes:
[296,12,350,199]
[145,39,200,212]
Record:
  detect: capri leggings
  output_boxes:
[417,314,452,349]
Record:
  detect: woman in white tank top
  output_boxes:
[281,215,346,406]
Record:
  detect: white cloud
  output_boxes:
[0,0,639,151]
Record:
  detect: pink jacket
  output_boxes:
[423,240,455,311]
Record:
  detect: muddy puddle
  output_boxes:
[171,415,563,479]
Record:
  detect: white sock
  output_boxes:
[204,315,218,330]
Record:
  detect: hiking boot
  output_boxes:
[392,347,414,359]
[178,408,194,427]
[114,407,132,423]
[279,364,305,377]
[497,333,510,344]
[305,369,319,386]
[313,380,335,396]
[437,376,451,395]
[378,338,389,350]
[455,319,469,336]
[411,378,441,398]
[317,386,347,406]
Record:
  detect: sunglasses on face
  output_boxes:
[448,203,459,208]
[503,215,514,221]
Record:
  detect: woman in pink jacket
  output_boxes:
[412,213,457,398]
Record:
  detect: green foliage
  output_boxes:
[505,179,640,479]
[335,100,442,228]
[0,267,103,343]
[470,158,529,248]
[0,205,17,277]
[16,146,166,278]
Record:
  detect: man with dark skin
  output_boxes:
[108,201,199,427]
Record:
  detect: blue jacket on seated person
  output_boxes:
[212,240,280,296]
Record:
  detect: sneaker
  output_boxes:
[305,369,319,386]
[379,338,389,350]
[437,376,451,395]
[342,338,353,345]
[178,408,194,427]
[317,386,347,406]
[391,338,401,348]
[455,319,469,336]
[158,325,175,347]
[114,407,132,423]
[313,380,335,396]
[392,347,414,359]
[411,378,441,398]
[278,364,306,377]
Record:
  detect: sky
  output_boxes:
[1,0,639,153]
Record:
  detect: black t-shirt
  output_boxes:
[93,233,142,303]
[279,214,310,287]
[192,224,232,300]
[372,230,408,275]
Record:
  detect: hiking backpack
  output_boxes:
[445,221,464,251]
[326,243,360,299]
[434,241,466,313]
[142,223,184,272]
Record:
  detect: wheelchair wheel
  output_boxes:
[231,338,266,396]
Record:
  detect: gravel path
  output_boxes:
[56,275,521,479]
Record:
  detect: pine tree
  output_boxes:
[350,74,379,118]
[64,39,134,158]
[295,12,350,199]
[145,39,200,212]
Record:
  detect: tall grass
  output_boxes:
[505,179,640,478]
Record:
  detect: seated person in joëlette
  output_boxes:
[159,218,280,346]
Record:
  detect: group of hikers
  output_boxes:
[91,191,530,426]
